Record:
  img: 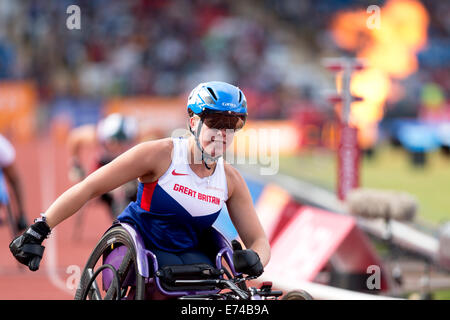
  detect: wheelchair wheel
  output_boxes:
[4,202,18,239]
[281,290,313,300]
[75,225,146,300]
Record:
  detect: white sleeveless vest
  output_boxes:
[117,137,228,252]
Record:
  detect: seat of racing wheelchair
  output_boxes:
[155,263,223,292]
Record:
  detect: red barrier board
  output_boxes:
[265,206,355,281]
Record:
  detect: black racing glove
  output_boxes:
[232,241,264,277]
[9,220,51,271]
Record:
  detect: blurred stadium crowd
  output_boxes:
[0,0,448,122]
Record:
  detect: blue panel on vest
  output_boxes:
[119,183,221,252]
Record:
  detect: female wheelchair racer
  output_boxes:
[9,81,275,299]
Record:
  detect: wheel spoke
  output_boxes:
[87,268,102,300]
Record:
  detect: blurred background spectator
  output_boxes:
[0,0,447,128]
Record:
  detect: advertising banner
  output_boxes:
[0,82,37,140]
[104,97,186,140]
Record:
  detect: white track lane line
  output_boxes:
[39,138,74,296]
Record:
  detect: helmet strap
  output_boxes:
[192,116,221,170]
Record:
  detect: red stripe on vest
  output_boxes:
[140,180,158,211]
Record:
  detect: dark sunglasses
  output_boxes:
[202,114,246,131]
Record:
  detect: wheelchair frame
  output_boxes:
[76,222,245,299]
[75,221,311,300]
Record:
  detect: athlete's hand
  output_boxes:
[68,160,85,182]
[9,220,51,271]
[232,248,264,277]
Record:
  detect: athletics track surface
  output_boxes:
[0,136,112,299]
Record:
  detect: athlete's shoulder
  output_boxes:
[223,162,246,196]
[127,137,174,181]
[137,137,174,155]
[133,137,174,170]
[223,161,238,176]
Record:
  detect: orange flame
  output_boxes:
[331,0,429,148]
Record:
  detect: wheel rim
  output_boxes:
[282,290,313,300]
[81,264,121,300]
[76,227,145,300]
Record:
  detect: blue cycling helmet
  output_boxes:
[187,81,248,119]
[186,81,248,169]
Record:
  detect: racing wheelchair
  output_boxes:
[74,221,313,300]
[0,169,19,240]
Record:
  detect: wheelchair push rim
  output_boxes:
[75,225,146,300]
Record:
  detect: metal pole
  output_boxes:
[341,59,353,125]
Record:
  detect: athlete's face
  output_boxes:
[190,115,240,158]
[201,126,235,158]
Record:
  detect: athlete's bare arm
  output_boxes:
[67,124,98,160]
[45,138,173,228]
[225,164,271,267]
